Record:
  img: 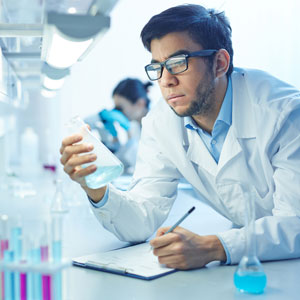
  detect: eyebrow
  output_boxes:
[151,49,190,63]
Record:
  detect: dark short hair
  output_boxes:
[112,78,153,109]
[140,4,233,76]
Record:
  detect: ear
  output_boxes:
[135,98,146,108]
[214,49,230,78]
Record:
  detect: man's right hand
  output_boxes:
[59,134,107,203]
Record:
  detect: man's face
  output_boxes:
[150,31,217,118]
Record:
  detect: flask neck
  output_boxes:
[244,191,257,257]
[245,218,256,257]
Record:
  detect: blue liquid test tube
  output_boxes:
[3,250,14,300]
[32,240,42,300]
[52,215,63,300]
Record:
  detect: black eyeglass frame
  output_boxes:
[144,49,218,81]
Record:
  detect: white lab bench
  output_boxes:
[1,174,299,300]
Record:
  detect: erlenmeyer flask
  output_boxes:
[51,179,69,214]
[234,184,267,294]
[65,116,124,189]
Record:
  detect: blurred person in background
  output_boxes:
[85,78,152,173]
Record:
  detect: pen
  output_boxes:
[164,206,195,235]
[149,206,196,252]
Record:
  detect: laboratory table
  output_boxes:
[1,173,299,300]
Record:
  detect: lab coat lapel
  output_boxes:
[186,129,218,176]
[217,69,256,174]
[157,113,213,201]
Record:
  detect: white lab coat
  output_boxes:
[91,68,300,264]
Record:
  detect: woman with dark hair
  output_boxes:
[85,78,152,173]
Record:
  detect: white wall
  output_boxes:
[0,0,298,175]
[17,0,298,165]
[59,0,230,131]
[59,0,300,133]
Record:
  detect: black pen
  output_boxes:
[164,206,196,235]
[149,206,196,251]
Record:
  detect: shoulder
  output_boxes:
[233,67,300,108]
[233,68,300,137]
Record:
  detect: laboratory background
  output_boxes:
[1,0,300,174]
[0,0,300,299]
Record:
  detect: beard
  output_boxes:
[170,68,216,118]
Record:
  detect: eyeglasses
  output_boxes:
[145,49,217,81]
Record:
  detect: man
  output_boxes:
[60,4,300,269]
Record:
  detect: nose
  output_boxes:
[159,68,178,88]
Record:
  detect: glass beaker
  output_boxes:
[65,116,124,189]
[233,184,267,294]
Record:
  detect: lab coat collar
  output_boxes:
[186,128,218,176]
[183,69,256,176]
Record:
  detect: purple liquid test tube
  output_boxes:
[20,272,26,300]
[1,215,10,300]
[41,222,51,300]
[41,245,51,300]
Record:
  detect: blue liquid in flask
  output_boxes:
[233,184,267,295]
[234,271,267,294]
[85,165,123,189]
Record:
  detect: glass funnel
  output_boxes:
[233,184,267,294]
[65,116,124,189]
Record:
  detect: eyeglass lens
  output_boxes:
[146,55,187,80]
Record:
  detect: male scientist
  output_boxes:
[60,4,300,269]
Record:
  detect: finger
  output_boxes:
[64,153,97,174]
[70,164,97,183]
[157,254,189,270]
[153,238,184,257]
[60,134,83,155]
[86,124,91,131]
[156,227,171,237]
[60,143,94,166]
[150,231,177,249]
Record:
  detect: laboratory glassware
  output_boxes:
[0,215,9,259]
[233,184,267,294]
[65,116,124,189]
[50,179,69,214]
[51,215,63,300]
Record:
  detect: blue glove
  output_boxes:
[99,109,130,137]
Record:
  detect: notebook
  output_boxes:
[72,242,177,280]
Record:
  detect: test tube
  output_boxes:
[19,235,28,300]
[25,237,34,300]
[0,216,10,300]
[51,215,63,300]
[3,250,13,300]
[0,216,10,259]
[40,223,51,300]
[26,236,42,300]
[11,217,22,300]
[32,239,42,300]
[51,216,62,263]
[0,261,1,300]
